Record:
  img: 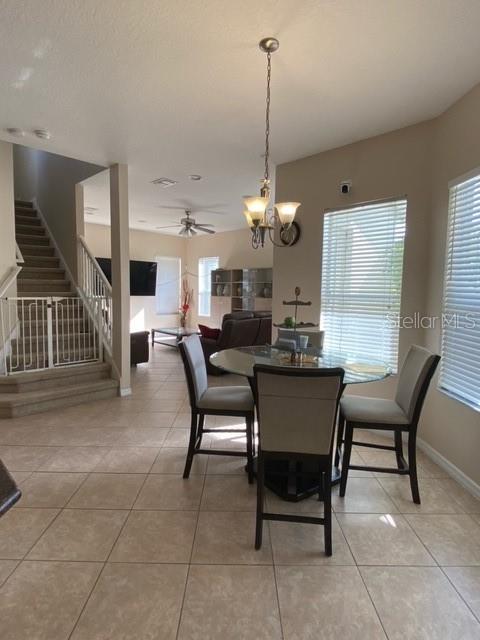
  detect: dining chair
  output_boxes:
[0,459,21,517]
[179,334,255,482]
[253,364,344,556]
[337,345,440,504]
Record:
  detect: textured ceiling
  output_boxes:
[2,0,480,234]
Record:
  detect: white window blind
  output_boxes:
[198,256,219,317]
[155,257,181,315]
[439,172,480,411]
[321,199,407,371]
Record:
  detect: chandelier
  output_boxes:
[243,37,301,249]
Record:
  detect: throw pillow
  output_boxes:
[198,324,221,340]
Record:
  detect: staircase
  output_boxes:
[15,200,73,297]
[0,200,118,418]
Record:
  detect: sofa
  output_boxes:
[200,311,272,375]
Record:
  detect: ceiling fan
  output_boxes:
[155,210,216,236]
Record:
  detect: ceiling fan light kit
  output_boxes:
[156,209,217,237]
[242,37,301,249]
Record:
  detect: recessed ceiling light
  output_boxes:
[137,219,147,223]
[189,174,202,181]
[33,128,51,140]
[5,127,26,137]
[151,177,178,188]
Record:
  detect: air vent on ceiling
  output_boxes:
[151,177,178,188]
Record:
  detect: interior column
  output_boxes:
[110,163,131,395]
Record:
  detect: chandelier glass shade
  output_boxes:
[243,38,301,249]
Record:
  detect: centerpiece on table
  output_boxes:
[179,278,193,328]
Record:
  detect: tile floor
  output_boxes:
[0,345,480,639]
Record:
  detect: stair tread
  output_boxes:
[22,259,59,264]
[16,233,49,239]
[0,378,118,405]
[18,278,70,287]
[15,292,76,297]
[0,362,110,385]
[20,267,64,272]
[16,227,44,234]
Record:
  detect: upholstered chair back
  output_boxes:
[254,365,344,456]
[179,335,208,407]
[395,345,440,423]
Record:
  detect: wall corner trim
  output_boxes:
[417,436,480,499]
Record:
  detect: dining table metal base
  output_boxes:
[250,458,341,502]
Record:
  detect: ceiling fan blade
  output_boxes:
[157,205,188,211]
[178,227,188,236]
[189,228,197,236]
[194,210,227,216]
[155,224,182,229]
[193,223,214,227]
[157,204,227,216]
[195,226,216,234]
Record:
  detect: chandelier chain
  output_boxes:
[264,51,271,184]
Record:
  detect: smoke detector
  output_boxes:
[151,177,177,188]
[33,128,51,140]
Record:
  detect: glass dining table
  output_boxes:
[210,345,391,502]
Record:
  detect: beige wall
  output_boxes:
[0,141,17,293]
[13,145,105,279]
[274,84,480,486]
[420,84,480,486]
[186,227,273,329]
[0,141,17,357]
[275,121,433,401]
[85,223,187,332]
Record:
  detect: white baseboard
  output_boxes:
[365,428,480,500]
[417,437,480,500]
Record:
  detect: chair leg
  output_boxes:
[323,470,333,556]
[255,452,264,550]
[334,410,345,468]
[196,414,205,449]
[183,412,198,479]
[394,430,404,469]
[246,415,254,485]
[339,423,353,497]
[408,432,421,504]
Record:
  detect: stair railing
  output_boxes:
[77,236,113,354]
[15,242,24,265]
[0,296,103,375]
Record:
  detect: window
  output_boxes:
[439,171,480,411]
[198,256,219,317]
[321,199,407,371]
[155,257,181,314]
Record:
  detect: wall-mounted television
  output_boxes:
[96,258,157,296]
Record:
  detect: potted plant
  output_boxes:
[179,278,193,328]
